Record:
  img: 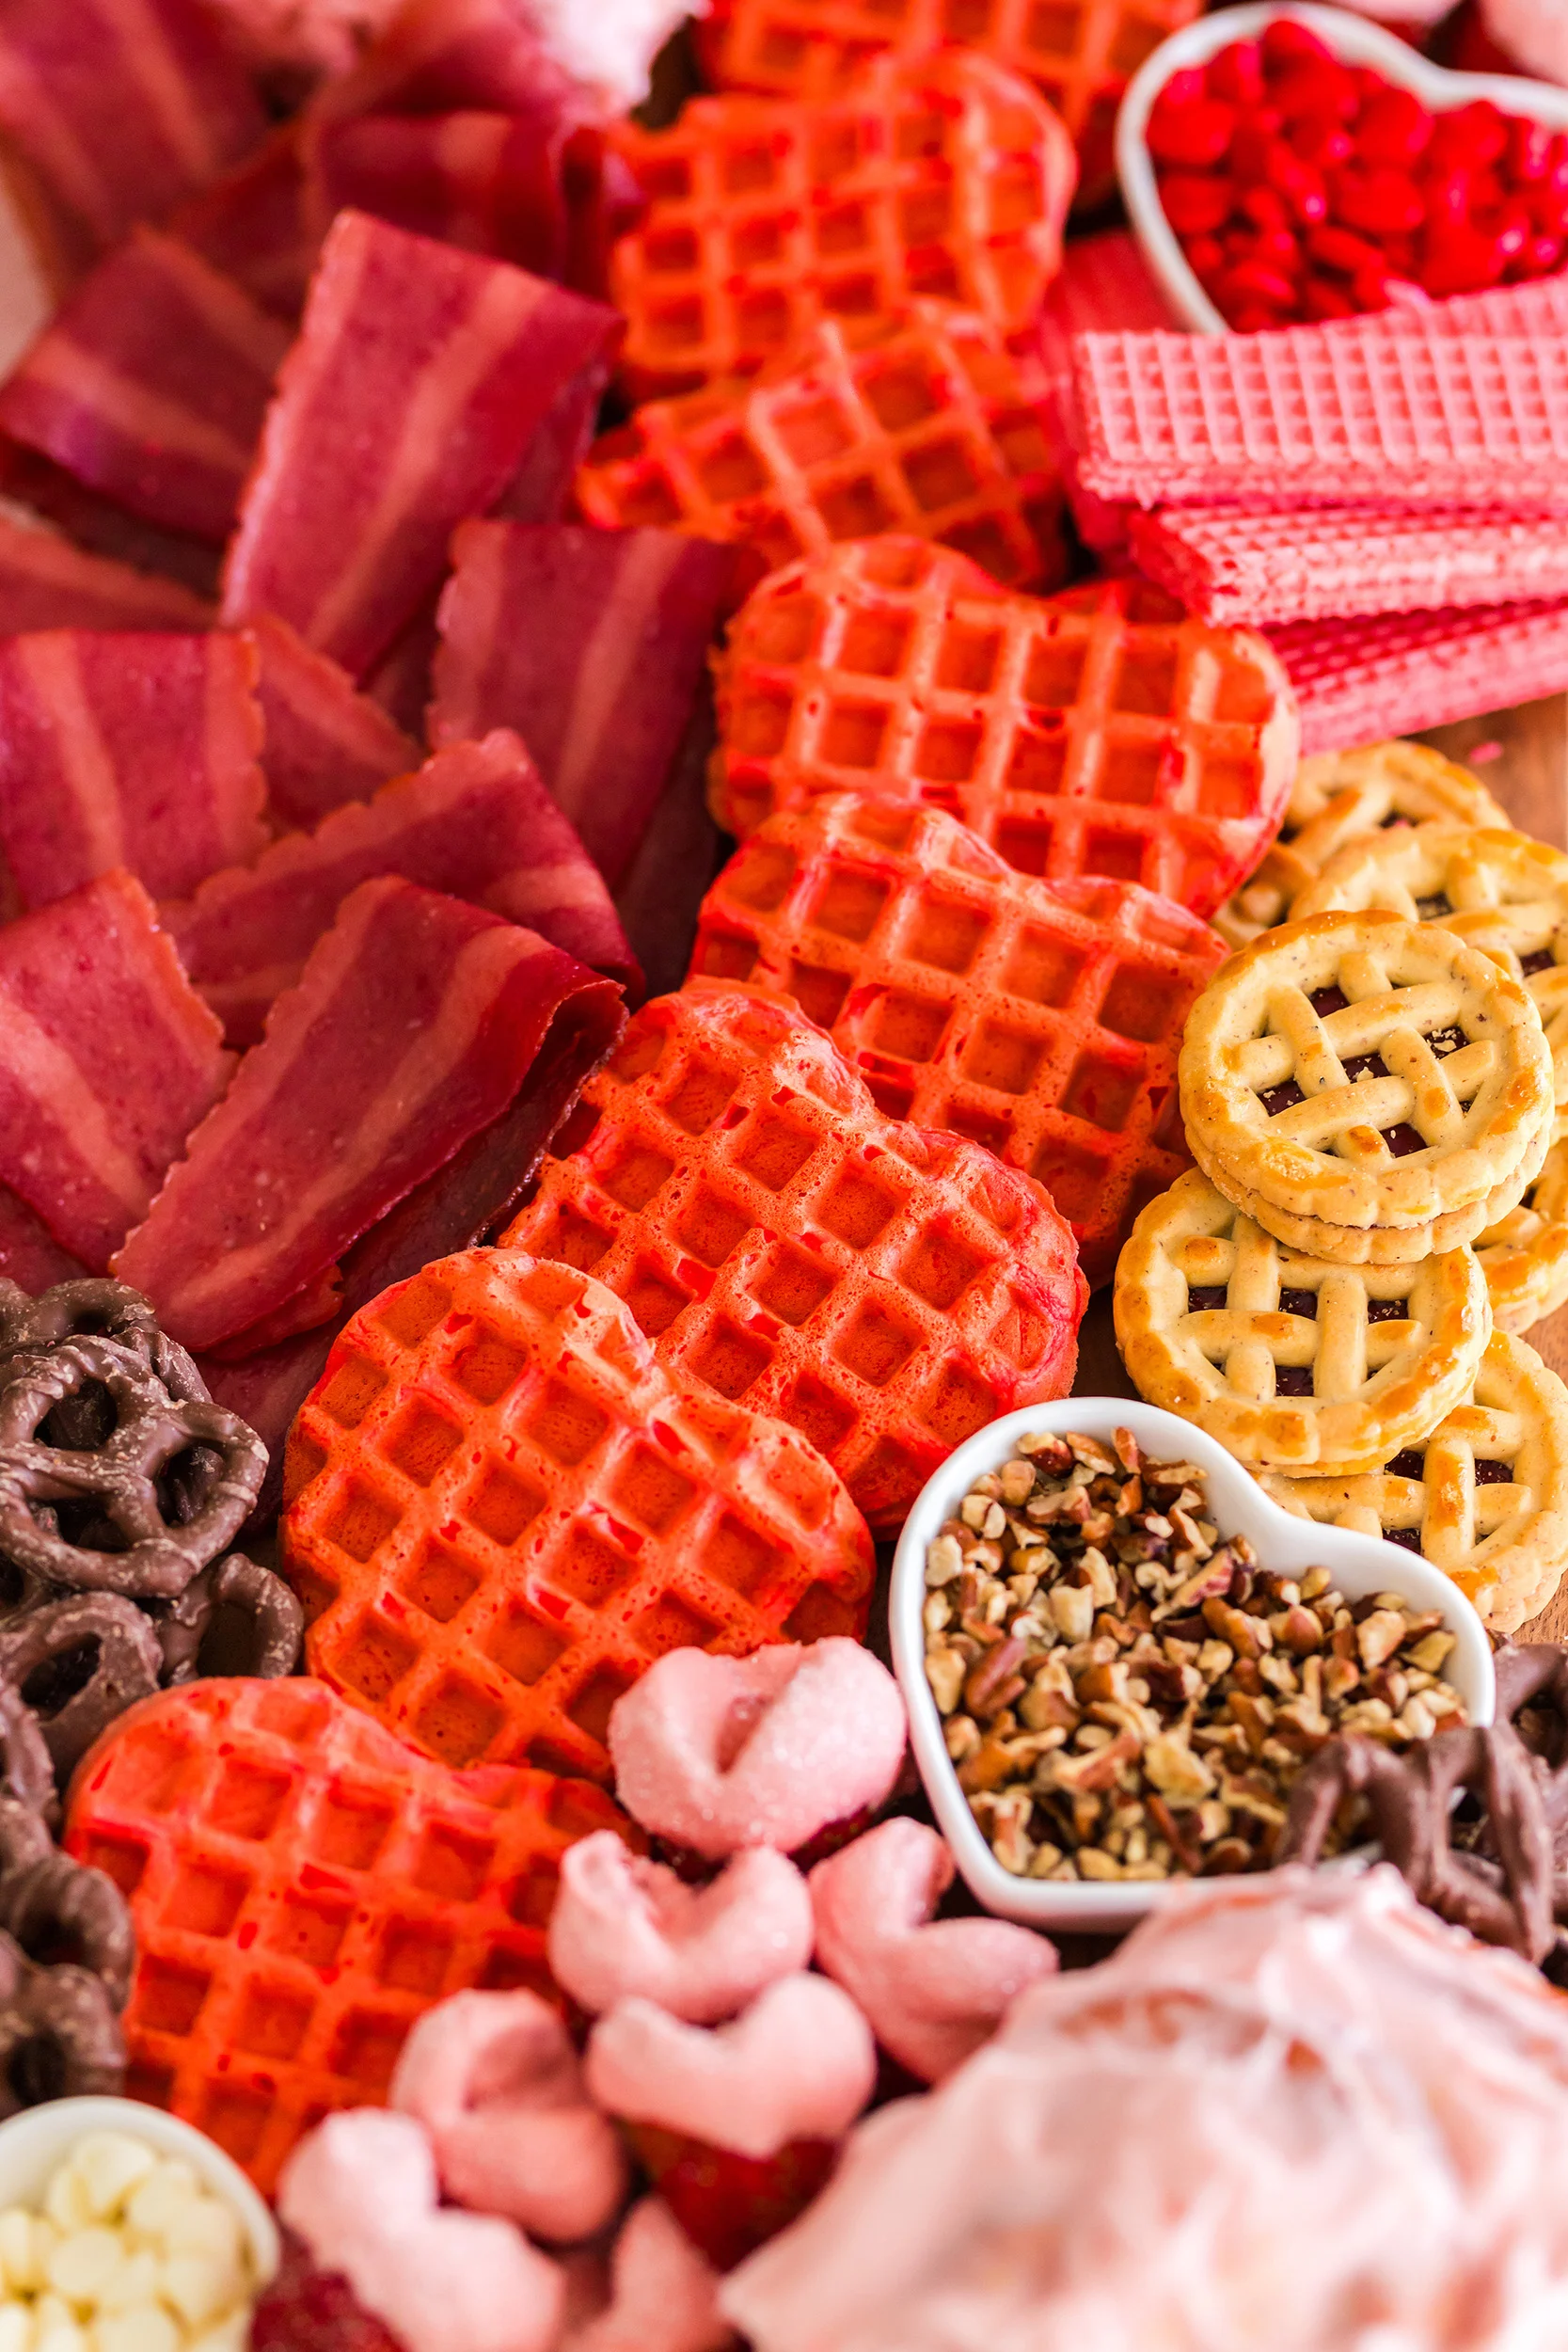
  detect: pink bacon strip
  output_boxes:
[0,868,230,1268]
[221,211,623,675]
[0,443,220,601]
[432,521,743,886]
[246,612,418,832]
[1268,596,1568,755]
[0,509,210,632]
[164,727,639,1045]
[314,0,588,129]
[0,229,290,546]
[0,0,265,262]
[0,1184,87,1290]
[0,628,267,911]
[114,874,608,1350]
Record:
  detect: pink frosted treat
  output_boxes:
[389,1989,627,2242]
[549,1832,815,2023]
[607,1640,907,1859]
[563,2199,736,2352]
[277,2110,565,2352]
[810,1820,1057,2082]
[586,1974,877,2159]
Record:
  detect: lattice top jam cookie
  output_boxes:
[1114,1168,1491,1472]
[1476,1136,1568,1338]
[709,536,1299,921]
[1179,910,1554,1240]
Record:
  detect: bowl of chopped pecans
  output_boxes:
[891,1398,1495,1931]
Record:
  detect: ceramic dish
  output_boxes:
[1115,0,1568,333]
[890,1394,1497,1931]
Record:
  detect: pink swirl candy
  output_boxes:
[562,2198,736,2352]
[549,1832,815,2023]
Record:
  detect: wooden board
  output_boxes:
[1075,691,1568,1642]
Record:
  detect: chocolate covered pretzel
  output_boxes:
[0,1594,163,1785]
[152,1552,304,1686]
[0,1936,124,2112]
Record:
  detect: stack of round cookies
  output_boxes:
[1115,740,1568,1634]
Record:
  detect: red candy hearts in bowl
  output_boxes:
[1117,0,1568,329]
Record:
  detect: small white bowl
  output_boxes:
[0,2097,277,2285]
[891,1395,1495,1932]
[1116,1,1568,333]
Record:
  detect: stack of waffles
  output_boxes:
[1113,739,1568,1634]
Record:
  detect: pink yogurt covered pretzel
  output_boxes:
[389,1989,627,2242]
[562,2198,736,2352]
[277,2109,565,2352]
[585,1973,878,2159]
[810,1820,1057,2082]
[607,1640,907,1859]
[549,1832,815,2023]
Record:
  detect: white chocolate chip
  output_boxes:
[160,2254,231,2333]
[185,2316,248,2352]
[0,2306,31,2352]
[45,2230,121,2310]
[121,2170,198,2249]
[159,2204,240,2277]
[93,2254,160,2316]
[91,2312,180,2352]
[69,2146,155,2230]
[40,2177,90,2242]
[0,2212,39,2295]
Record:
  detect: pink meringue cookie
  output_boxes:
[607,1640,907,1858]
[809,1820,1056,2081]
[562,2198,736,2352]
[586,1972,878,2159]
[389,1988,627,2241]
[549,1831,815,2024]
[277,2109,564,2352]
[726,1867,1568,2352]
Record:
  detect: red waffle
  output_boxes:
[689,794,1225,1286]
[708,535,1300,920]
[282,1248,874,1780]
[1269,597,1568,755]
[62,1677,633,2196]
[574,305,1068,593]
[696,0,1202,208]
[607,48,1077,399]
[500,987,1085,1528]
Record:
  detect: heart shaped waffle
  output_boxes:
[708,536,1300,921]
[575,305,1069,593]
[1180,910,1555,1257]
[1477,1136,1568,1337]
[1215,740,1509,950]
[607,49,1077,400]
[689,792,1226,1284]
[1259,1331,1568,1631]
[500,987,1085,1526]
[61,1677,634,2194]
[281,1248,875,1780]
[1114,1168,1491,1471]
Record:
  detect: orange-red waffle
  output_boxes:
[709,536,1301,921]
[500,987,1085,1527]
[696,0,1202,209]
[689,794,1226,1285]
[62,1677,632,2196]
[574,305,1067,593]
[607,48,1077,400]
[280,1247,874,1780]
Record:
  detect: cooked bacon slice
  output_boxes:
[0,229,290,546]
[0,0,265,262]
[495,354,610,522]
[314,0,585,128]
[0,628,267,911]
[431,519,744,885]
[0,1183,88,1290]
[221,212,623,675]
[205,1259,345,1361]
[0,868,231,1268]
[0,508,211,632]
[0,442,222,599]
[113,874,612,1349]
[246,612,417,832]
[164,727,640,1044]
[361,599,439,739]
[167,124,321,322]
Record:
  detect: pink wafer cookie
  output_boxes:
[1132,506,1568,627]
[808,1820,1055,2082]
[1072,324,1568,511]
[548,1834,813,2024]
[1268,597,1568,755]
[1037,230,1176,556]
[586,1974,877,2158]
[389,1989,627,2241]
[607,1641,907,1861]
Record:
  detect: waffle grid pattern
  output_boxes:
[689,794,1224,1283]
[607,49,1073,397]
[62,1677,631,2195]
[575,306,1068,592]
[710,536,1300,918]
[282,1251,874,1781]
[1268,599,1568,760]
[501,989,1084,1527]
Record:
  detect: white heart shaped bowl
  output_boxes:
[1115,0,1568,334]
[890,1394,1496,1932]
[0,2096,277,2285]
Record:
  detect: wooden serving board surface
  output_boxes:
[1074,691,1568,1645]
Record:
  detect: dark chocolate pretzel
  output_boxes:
[0,1594,162,1785]
[152,1553,304,1685]
[0,1279,205,1405]
[0,1690,57,1828]
[0,1941,124,2113]
[0,1849,135,2011]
